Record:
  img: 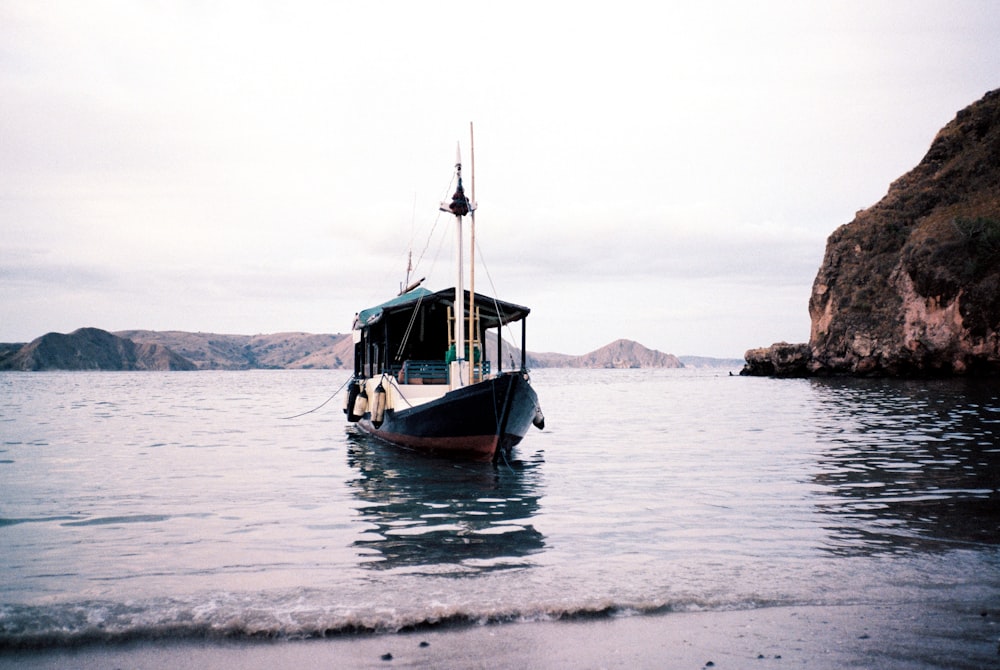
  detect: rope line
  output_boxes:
[411,173,456,278]
[386,376,414,409]
[395,292,426,362]
[475,238,521,368]
[496,443,516,474]
[279,376,352,420]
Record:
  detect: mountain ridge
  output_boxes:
[0,328,196,371]
[0,329,735,371]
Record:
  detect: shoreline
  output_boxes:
[2,602,996,669]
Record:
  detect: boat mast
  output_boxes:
[440,142,473,387]
[468,122,476,370]
[453,146,465,381]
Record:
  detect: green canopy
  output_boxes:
[357,288,433,328]
[356,287,530,331]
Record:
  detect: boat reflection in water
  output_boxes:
[810,377,1000,556]
[345,429,546,573]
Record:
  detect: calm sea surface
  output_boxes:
[1,368,998,647]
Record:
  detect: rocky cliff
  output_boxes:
[0,328,197,371]
[745,88,1000,376]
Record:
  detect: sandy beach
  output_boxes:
[3,602,997,670]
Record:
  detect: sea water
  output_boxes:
[0,368,998,646]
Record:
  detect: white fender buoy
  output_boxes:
[352,383,369,419]
[371,382,387,428]
[345,379,362,422]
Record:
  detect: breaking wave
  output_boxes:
[0,592,782,650]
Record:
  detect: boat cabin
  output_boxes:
[353,287,530,385]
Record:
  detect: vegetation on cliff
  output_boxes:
[746,88,1000,376]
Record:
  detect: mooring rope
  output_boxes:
[495,440,517,474]
[386,376,414,409]
[279,376,353,420]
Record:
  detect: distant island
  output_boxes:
[0,328,741,371]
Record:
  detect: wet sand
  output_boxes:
[2,603,997,669]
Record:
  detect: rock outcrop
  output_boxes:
[0,328,197,371]
[744,88,1000,376]
[742,342,812,377]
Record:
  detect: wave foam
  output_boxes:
[0,593,781,650]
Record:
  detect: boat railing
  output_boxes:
[398,359,492,385]
[477,360,491,381]
[399,360,449,385]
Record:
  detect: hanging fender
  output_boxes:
[352,382,369,419]
[345,379,363,422]
[532,406,545,430]
[371,382,388,428]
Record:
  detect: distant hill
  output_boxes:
[530,339,682,368]
[1,329,696,371]
[0,343,22,367]
[116,330,352,370]
[0,328,196,371]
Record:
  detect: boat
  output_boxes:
[344,130,544,463]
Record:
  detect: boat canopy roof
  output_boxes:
[357,287,530,331]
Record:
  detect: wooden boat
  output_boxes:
[345,132,544,463]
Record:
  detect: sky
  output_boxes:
[2,1,999,358]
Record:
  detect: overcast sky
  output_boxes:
[2,1,999,358]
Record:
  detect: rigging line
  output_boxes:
[409,214,449,296]
[279,376,352,420]
[412,173,456,274]
[413,210,444,278]
[430,219,450,274]
[395,293,426,361]
[367,184,449,307]
[475,237,521,362]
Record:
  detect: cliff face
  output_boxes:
[1,328,197,371]
[746,88,1000,376]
